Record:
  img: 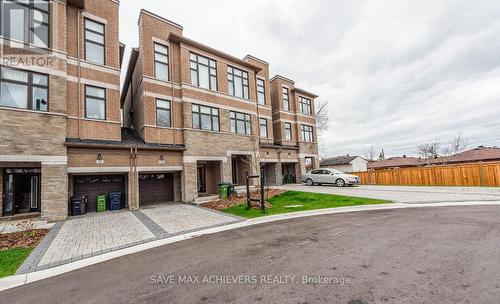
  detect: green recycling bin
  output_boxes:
[96,195,107,212]
[218,184,229,199]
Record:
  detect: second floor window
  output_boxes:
[300,97,312,115]
[156,99,171,127]
[282,87,290,111]
[1,0,49,48]
[192,104,219,131]
[227,66,249,99]
[301,124,314,142]
[259,118,268,138]
[190,53,217,90]
[257,78,265,105]
[85,85,106,120]
[284,122,292,140]
[84,19,105,65]
[154,43,169,81]
[0,66,48,111]
[230,111,251,135]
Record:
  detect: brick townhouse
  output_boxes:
[0,2,319,222]
[121,10,319,204]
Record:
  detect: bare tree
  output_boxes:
[242,137,265,185]
[364,146,376,161]
[417,138,441,165]
[440,132,468,165]
[315,100,329,132]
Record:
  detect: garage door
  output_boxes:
[73,175,126,212]
[139,173,174,205]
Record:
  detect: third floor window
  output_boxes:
[301,124,314,142]
[85,85,106,120]
[257,78,265,105]
[284,122,292,140]
[282,87,290,111]
[190,53,217,90]
[1,0,50,48]
[84,18,105,65]
[300,97,312,115]
[227,66,249,99]
[156,99,171,127]
[154,43,169,81]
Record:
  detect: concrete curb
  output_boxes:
[1,200,499,291]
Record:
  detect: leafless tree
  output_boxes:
[242,137,265,185]
[315,100,329,132]
[364,146,376,161]
[417,138,441,165]
[440,132,468,165]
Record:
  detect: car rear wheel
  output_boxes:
[336,179,346,187]
[306,178,314,186]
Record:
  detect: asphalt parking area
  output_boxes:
[278,184,500,203]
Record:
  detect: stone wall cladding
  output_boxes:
[41,164,68,222]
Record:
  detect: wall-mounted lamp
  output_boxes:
[159,155,165,164]
[96,154,104,164]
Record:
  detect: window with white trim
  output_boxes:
[190,53,217,90]
[301,124,314,142]
[154,43,168,81]
[230,111,251,135]
[192,104,219,131]
[227,66,249,99]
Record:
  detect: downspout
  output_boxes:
[77,10,83,140]
[170,42,176,147]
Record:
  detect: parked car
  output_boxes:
[302,168,360,187]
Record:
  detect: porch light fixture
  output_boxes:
[159,155,165,164]
[96,154,104,164]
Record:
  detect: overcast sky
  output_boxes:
[119,0,500,158]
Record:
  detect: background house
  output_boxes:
[320,155,367,173]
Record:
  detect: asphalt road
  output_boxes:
[3,206,500,304]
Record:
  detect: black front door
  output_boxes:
[197,166,206,193]
[231,158,237,184]
[3,169,41,216]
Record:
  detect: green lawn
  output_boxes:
[223,191,391,218]
[0,247,33,278]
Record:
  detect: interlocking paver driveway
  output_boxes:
[38,211,155,267]
[30,204,239,271]
[140,204,240,234]
[278,184,500,203]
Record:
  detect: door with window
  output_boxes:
[197,166,206,193]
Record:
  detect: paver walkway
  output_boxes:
[17,204,240,273]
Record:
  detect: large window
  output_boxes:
[1,0,49,48]
[257,78,265,105]
[154,43,169,81]
[84,18,105,65]
[85,85,106,120]
[0,66,48,111]
[282,87,290,111]
[284,122,292,140]
[156,99,171,127]
[227,66,249,99]
[259,118,268,138]
[301,124,314,142]
[192,104,219,131]
[230,111,251,135]
[300,97,312,115]
[190,53,216,90]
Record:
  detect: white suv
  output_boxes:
[302,168,360,187]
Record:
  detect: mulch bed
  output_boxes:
[202,189,285,211]
[0,229,48,251]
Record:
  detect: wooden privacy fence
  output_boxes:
[356,162,500,187]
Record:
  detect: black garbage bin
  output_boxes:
[108,192,123,211]
[227,183,235,196]
[70,196,87,216]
